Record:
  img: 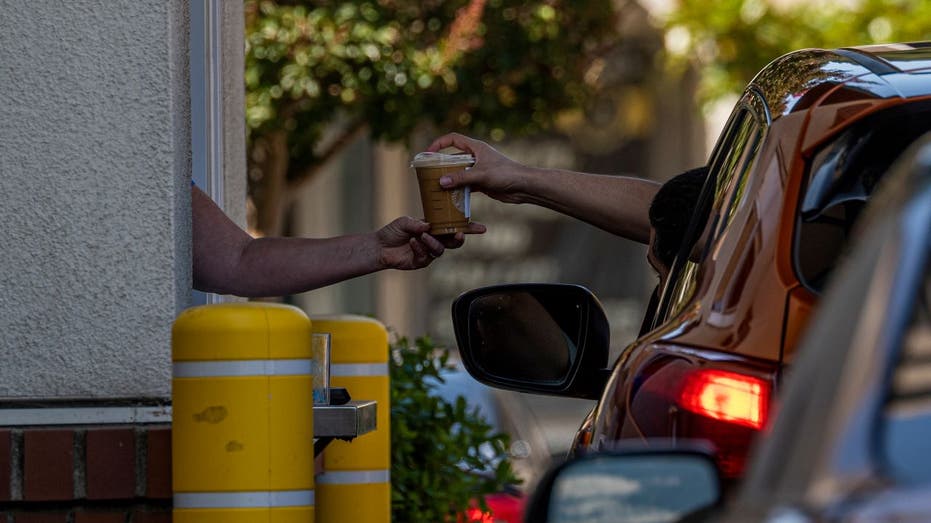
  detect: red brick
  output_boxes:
[23,430,73,501]
[85,428,135,500]
[132,509,171,523]
[0,429,11,501]
[145,427,171,499]
[74,510,126,523]
[11,512,70,523]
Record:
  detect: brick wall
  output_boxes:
[0,426,171,522]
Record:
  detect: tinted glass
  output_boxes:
[663,107,763,321]
[795,101,931,292]
[709,117,763,243]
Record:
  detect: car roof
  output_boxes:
[750,41,931,123]
[850,42,931,72]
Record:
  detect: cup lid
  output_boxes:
[410,152,475,168]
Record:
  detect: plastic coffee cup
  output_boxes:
[410,152,475,235]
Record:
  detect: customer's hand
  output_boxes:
[426,133,531,204]
[374,216,486,270]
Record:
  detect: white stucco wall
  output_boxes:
[0,1,191,399]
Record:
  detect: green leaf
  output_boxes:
[665,0,931,112]
[388,333,520,522]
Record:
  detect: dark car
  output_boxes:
[521,125,931,523]
[452,42,931,480]
[433,363,554,522]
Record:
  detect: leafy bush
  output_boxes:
[390,335,519,522]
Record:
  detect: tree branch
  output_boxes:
[252,130,290,237]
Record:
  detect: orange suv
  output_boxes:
[452,42,931,480]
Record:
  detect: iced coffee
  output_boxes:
[410,152,475,235]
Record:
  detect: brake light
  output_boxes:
[460,492,525,523]
[464,508,495,523]
[631,358,776,478]
[680,369,769,430]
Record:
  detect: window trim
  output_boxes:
[190,0,226,306]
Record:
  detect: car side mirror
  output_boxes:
[526,448,723,523]
[451,283,610,399]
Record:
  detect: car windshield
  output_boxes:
[795,100,931,292]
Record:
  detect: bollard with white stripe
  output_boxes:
[172,303,315,523]
[311,315,390,523]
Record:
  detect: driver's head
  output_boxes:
[648,166,709,280]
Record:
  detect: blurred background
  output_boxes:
[242,0,931,456]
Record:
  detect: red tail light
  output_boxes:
[631,358,775,478]
[680,369,769,430]
[464,508,495,523]
[460,492,525,523]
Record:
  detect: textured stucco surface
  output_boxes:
[0,1,191,398]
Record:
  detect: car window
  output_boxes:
[709,117,764,243]
[661,105,764,322]
[882,257,931,485]
[795,100,931,292]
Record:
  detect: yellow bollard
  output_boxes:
[172,303,315,523]
[312,315,390,523]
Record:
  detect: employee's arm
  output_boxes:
[191,185,480,297]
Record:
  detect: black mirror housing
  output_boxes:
[451,283,610,399]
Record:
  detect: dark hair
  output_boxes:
[648,166,709,269]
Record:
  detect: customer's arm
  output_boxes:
[427,133,660,244]
[192,186,483,297]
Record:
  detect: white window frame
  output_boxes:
[191,0,226,305]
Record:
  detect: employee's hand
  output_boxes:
[373,216,486,270]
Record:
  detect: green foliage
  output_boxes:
[390,335,519,523]
[244,0,618,182]
[665,0,931,110]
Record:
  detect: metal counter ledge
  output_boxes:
[313,400,377,439]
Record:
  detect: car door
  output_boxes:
[584,91,770,475]
[723,134,931,522]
